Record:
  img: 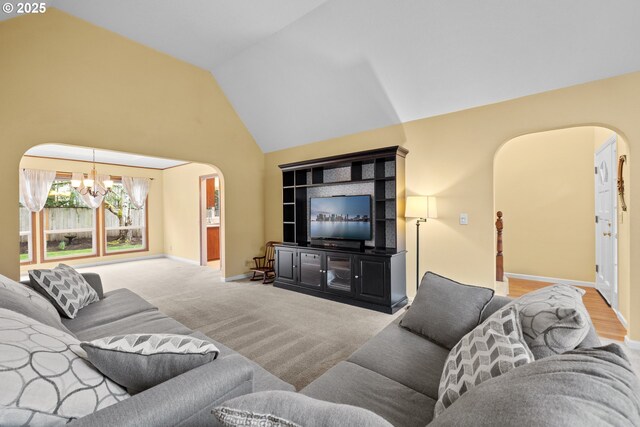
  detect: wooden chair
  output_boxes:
[251,241,279,284]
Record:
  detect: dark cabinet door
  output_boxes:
[275,248,297,284]
[325,253,354,295]
[298,251,323,289]
[355,256,389,304]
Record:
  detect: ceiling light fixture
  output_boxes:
[71,149,114,197]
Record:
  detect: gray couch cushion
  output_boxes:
[348,316,448,400]
[213,391,393,427]
[72,309,192,341]
[302,361,436,427]
[480,295,512,322]
[430,344,640,427]
[1,273,61,321]
[62,288,157,334]
[189,331,295,393]
[82,334,220,394]
[0,287,72,334]
[400,272,494,349]
[69,354,255,427]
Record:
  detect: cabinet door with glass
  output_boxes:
[325,253,354,295]
[298,251,323,289]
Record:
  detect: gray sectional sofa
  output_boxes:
[5,271,639,426]
[300,295,639,426]
[16,273,294,426]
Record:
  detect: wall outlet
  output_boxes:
[459,213,469,225]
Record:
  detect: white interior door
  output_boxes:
[595,135,617,307]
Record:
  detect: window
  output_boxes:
[103,182,147,253]
[19,205,33,263]
[42,179,97,260]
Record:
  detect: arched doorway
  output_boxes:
[494,126,631,339]
[19,144,225,277]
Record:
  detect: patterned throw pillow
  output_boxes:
[215,408,300,427]
[213,391,393,427]
[502,284,591,359]
[0,273,59,319]
[0,308,129,425]
[81,334,220,393]
[434,306,533,417]
[28,264,99,318]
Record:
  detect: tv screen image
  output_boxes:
[310,195,372,241]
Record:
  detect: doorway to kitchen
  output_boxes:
[200,174,221,271]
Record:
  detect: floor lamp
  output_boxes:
[405,196,438,291]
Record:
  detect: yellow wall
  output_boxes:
[162,163,218,265]
[0,9,265,279]
[18,156,165,271]
[494,127,598,283]
[265,72,640,339]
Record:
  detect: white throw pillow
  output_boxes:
[0,308,129,425]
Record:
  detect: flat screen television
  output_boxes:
[310,195,372,241]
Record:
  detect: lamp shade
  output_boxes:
[405,196,438,219]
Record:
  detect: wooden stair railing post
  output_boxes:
[496,211,504,282]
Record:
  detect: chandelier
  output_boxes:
[71,149,114,197]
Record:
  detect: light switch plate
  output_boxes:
[460,213,468,225]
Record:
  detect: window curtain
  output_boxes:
[122,176,150,209]
[71,172,110,209]
[19,169,56,212]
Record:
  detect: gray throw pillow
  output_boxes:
[0,272,60,320]
[213,391,393,427]
[0,308,129,424]
[0,288,71,334]
[430,344,640,426]
[400,272,494,349]
[435,306,534,417]
[499,284,591,359]
[28,263,100,319]
[81,333,220,394]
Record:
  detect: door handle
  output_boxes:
[355,275,359,279]
[603,232,612,237]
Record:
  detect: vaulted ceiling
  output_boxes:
[4,1,640,152]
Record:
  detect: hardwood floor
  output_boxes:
[508,278,627,341]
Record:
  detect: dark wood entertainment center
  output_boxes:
[274,146,408,313]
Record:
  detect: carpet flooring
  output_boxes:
[80,258,403,390]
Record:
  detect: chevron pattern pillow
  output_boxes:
[81,334,220,393]
[435,306,534,417]
[0,308,129,425]
[28,264,99,318]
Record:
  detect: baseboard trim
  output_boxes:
[624,336,640,350]
[504,272,595,288]
[614,308,629,329]
[19,254,166,281]
[222,273,252,282]
[164,255,200,266]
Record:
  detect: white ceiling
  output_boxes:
[25,144,189,169]
[5,1,640,152]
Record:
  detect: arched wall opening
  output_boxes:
[493,126,631,328]
[18,144,226,277]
